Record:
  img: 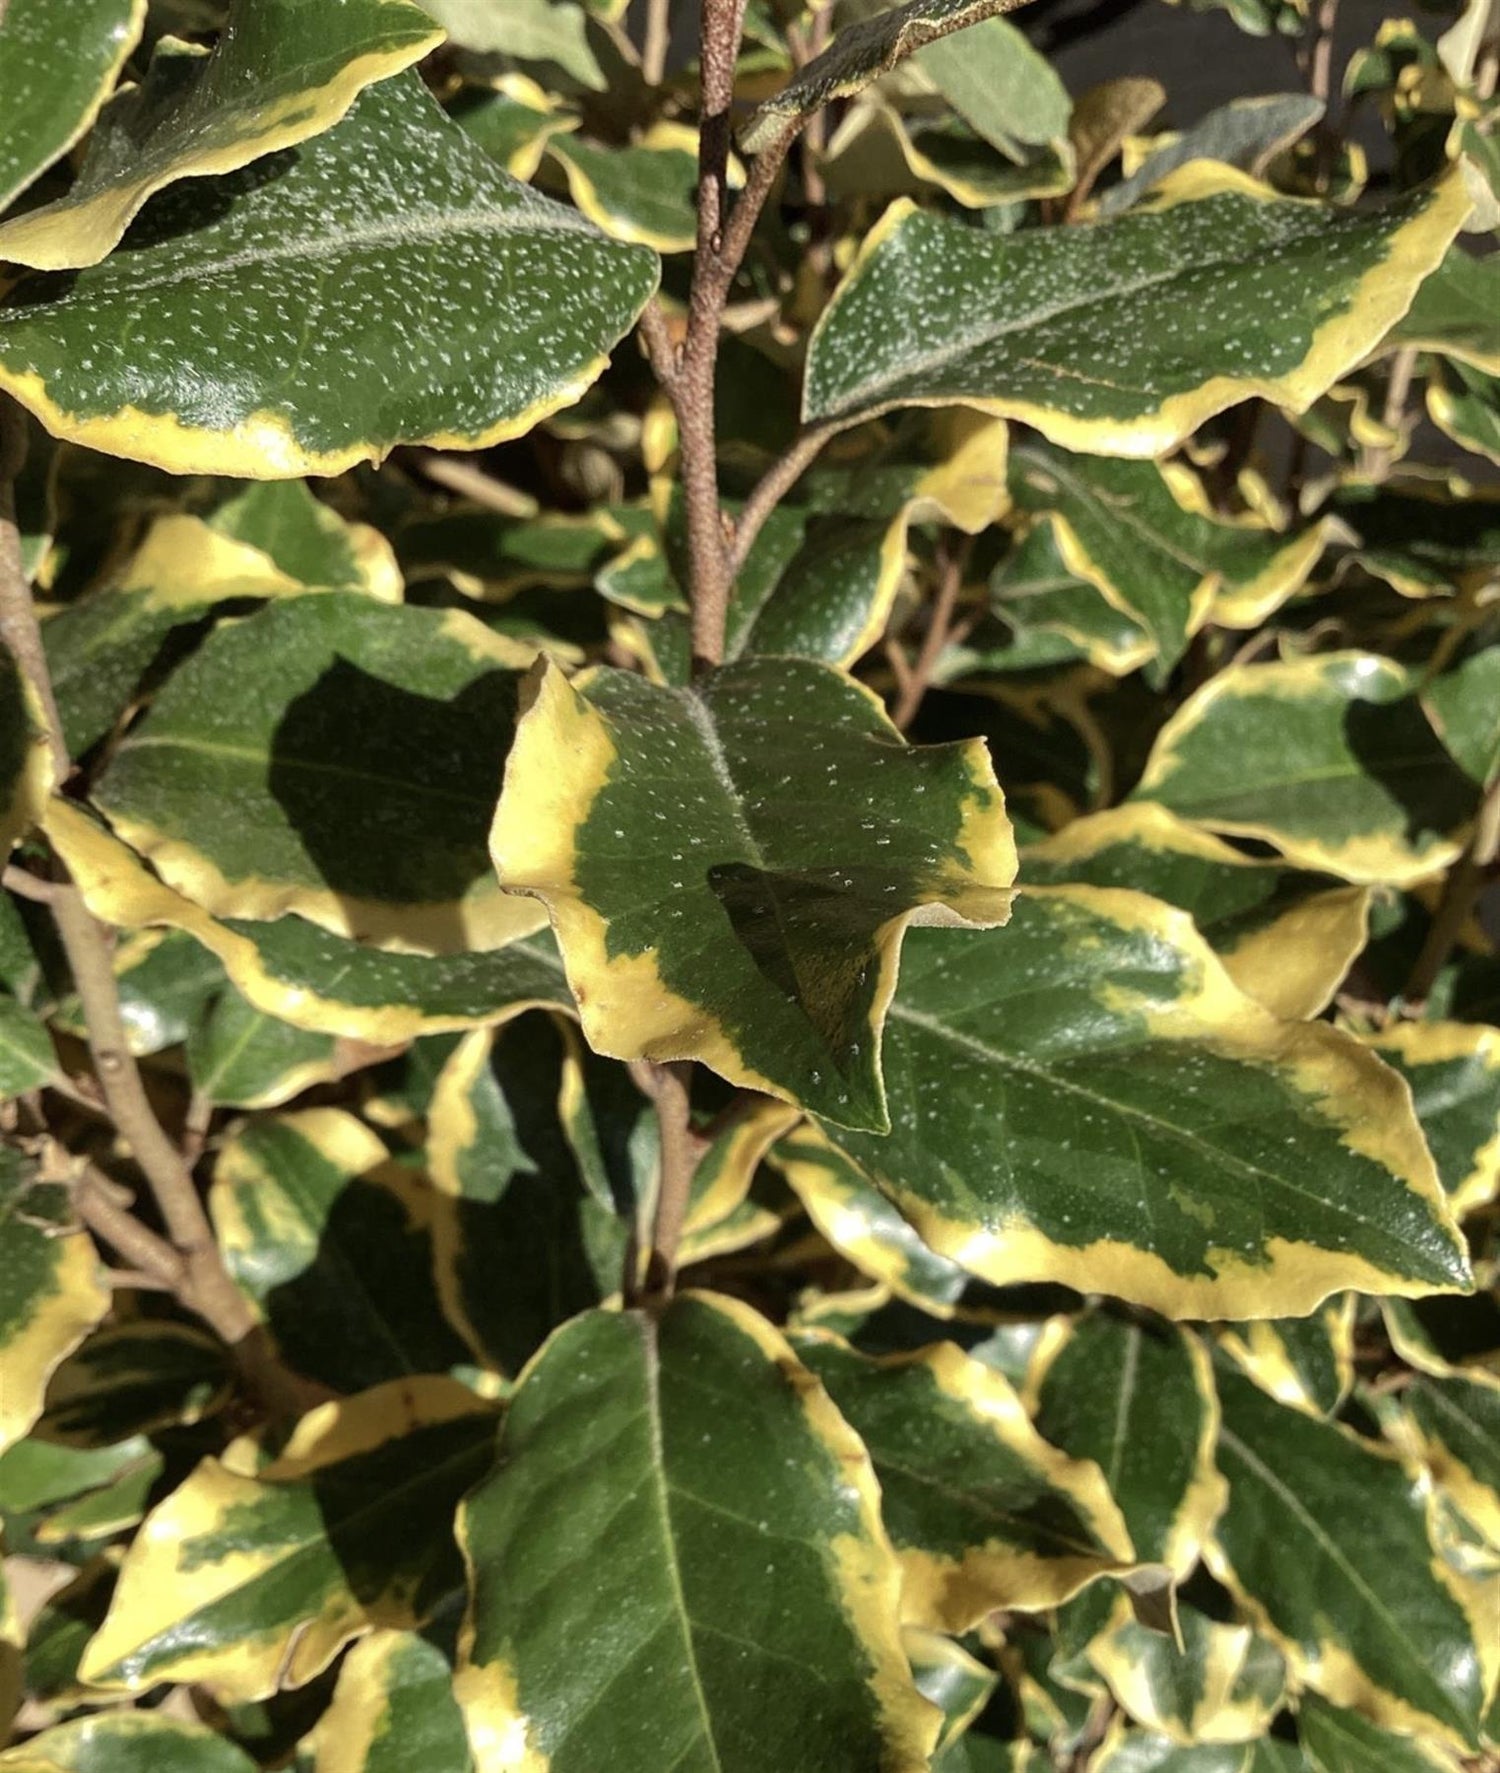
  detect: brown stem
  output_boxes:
[643,0,672,84]
[0,391,307,1412]
[1402,772,1500,1013]
[728,419,845,576]
[1307,0,1340,104]
[1361,345,1417,482]
[74,1165,185,1290]
[3,863,61,902]
[407,451,536,517]
[632,1060,701,1303]
[892,538,972,730]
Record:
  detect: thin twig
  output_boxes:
[892,538,972,729]
[728,419,845,576]
[637,296,682,391]
[631,1059,701,1303]
[1360,345,1417,482]
[74,1165,184,1290]
[3,863,60,902]
[0,392,309,1413]
[1402,772,1500,1013]
[643,0,672,85]
[406,451,537,517]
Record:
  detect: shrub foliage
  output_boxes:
[0,0,1498,1767]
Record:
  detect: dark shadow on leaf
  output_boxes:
[268,656,517,950]
[1341,696,1479,848]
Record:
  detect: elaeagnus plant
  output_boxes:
[0,0,1497,1766]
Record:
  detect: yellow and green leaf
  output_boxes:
[1089,1603,1287,1744]
[0,0,145,215]
[427,1016,614,1375]
[817,887,1468,1319]
[92,595,544,953]
[456,1293,940,1773]
[305,1627,472,1773]
[1389,1367,1500,1550]
[1298,1693,1465,1773]
[0,0,445,270]
[1364,1021,1500,1213]
[453,74,580,181]
[490,654,1016,1130]
[46,799,574,1045]
[1428,357,1500,465]
[211,1108,476,1393]
[1387,244,1500,374]
[37,1319,231,1444]
[79,1377,497,1701]
[548,122,708,253]
[1208,1360,1491,1748]
[1023,804,1372,1021]
[792,1330,1136,1630]
[0,1148,110,1455]
[0,75,660,478]
[774,1127,973,1314]
[803,166,1468,455]
[1215,1296,1356,1417]
[1028,1310,1225,1577]
[1133,652,1479,886]
[0,1712,260,1773]
[0,641,54,860]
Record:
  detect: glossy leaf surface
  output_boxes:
[817,888,1467,1317]
[803,170,1466,455]
[0,76,659,478]
[491,656,1016,1129]
[0,0,444,269]
[456,1293,938,1773]
[94,595,541,952]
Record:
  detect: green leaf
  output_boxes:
[825,99,1075,211]
[80,1378,497,1701]
[452,74,579,181]
[741,0,1026,152]
[211,1109,476,1392]
[1209,1361,1489,1747]
[907,1628,997,1753]
[1100,93,1325,216]
[1009,442,1326,677]
[0,1148,110,1454]
[36,1319,232,1443]
[1023,804,1371,1022]
[792,1331,1135,1630]
[0,1432,150,1515]
[775,1127,972,1313]
[1364,1022,1500,1213]
[1424,643,1500,785]
[0,641,53,860]
[205,480,404,598]
[1337,486,1500,599]
[305,1628,473,1773]
[490,655,1016,1130]
[982,519,1153,677]
[1133,652,1479,886]
[425,1017,617,1374]
[1388,246,1500,374]
[1391,1368,1500,1551]
[187,985,339,1107]
[0,0,445,271]
[0,74,659,477]
[549,123,702,253]
[802,168,1468,455]
[0,996,54,1098]
[0,0,145,214]
[415,0,606,88]
[33,1445,163,1543]
[1216,1297,1355,1417]
[0,1713,259,1773]
[1090,1731,1258,1773]
[1089,1603,1287,1745]
[816,888,1468,1317]
[1428,358,1500,466]
[93,594,543,953]
[1029,1310,1225,1576]
[914,13,1071,162]
[1298,1692,1465,1772]
[47,800,575,1045]
[456,1294,940,1773]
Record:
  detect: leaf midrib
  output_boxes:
[1216,1421,1471,1737]
[817,198,1372,419]
[886,1000,1446,1272]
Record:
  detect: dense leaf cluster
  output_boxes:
[0,0,1497,1768]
